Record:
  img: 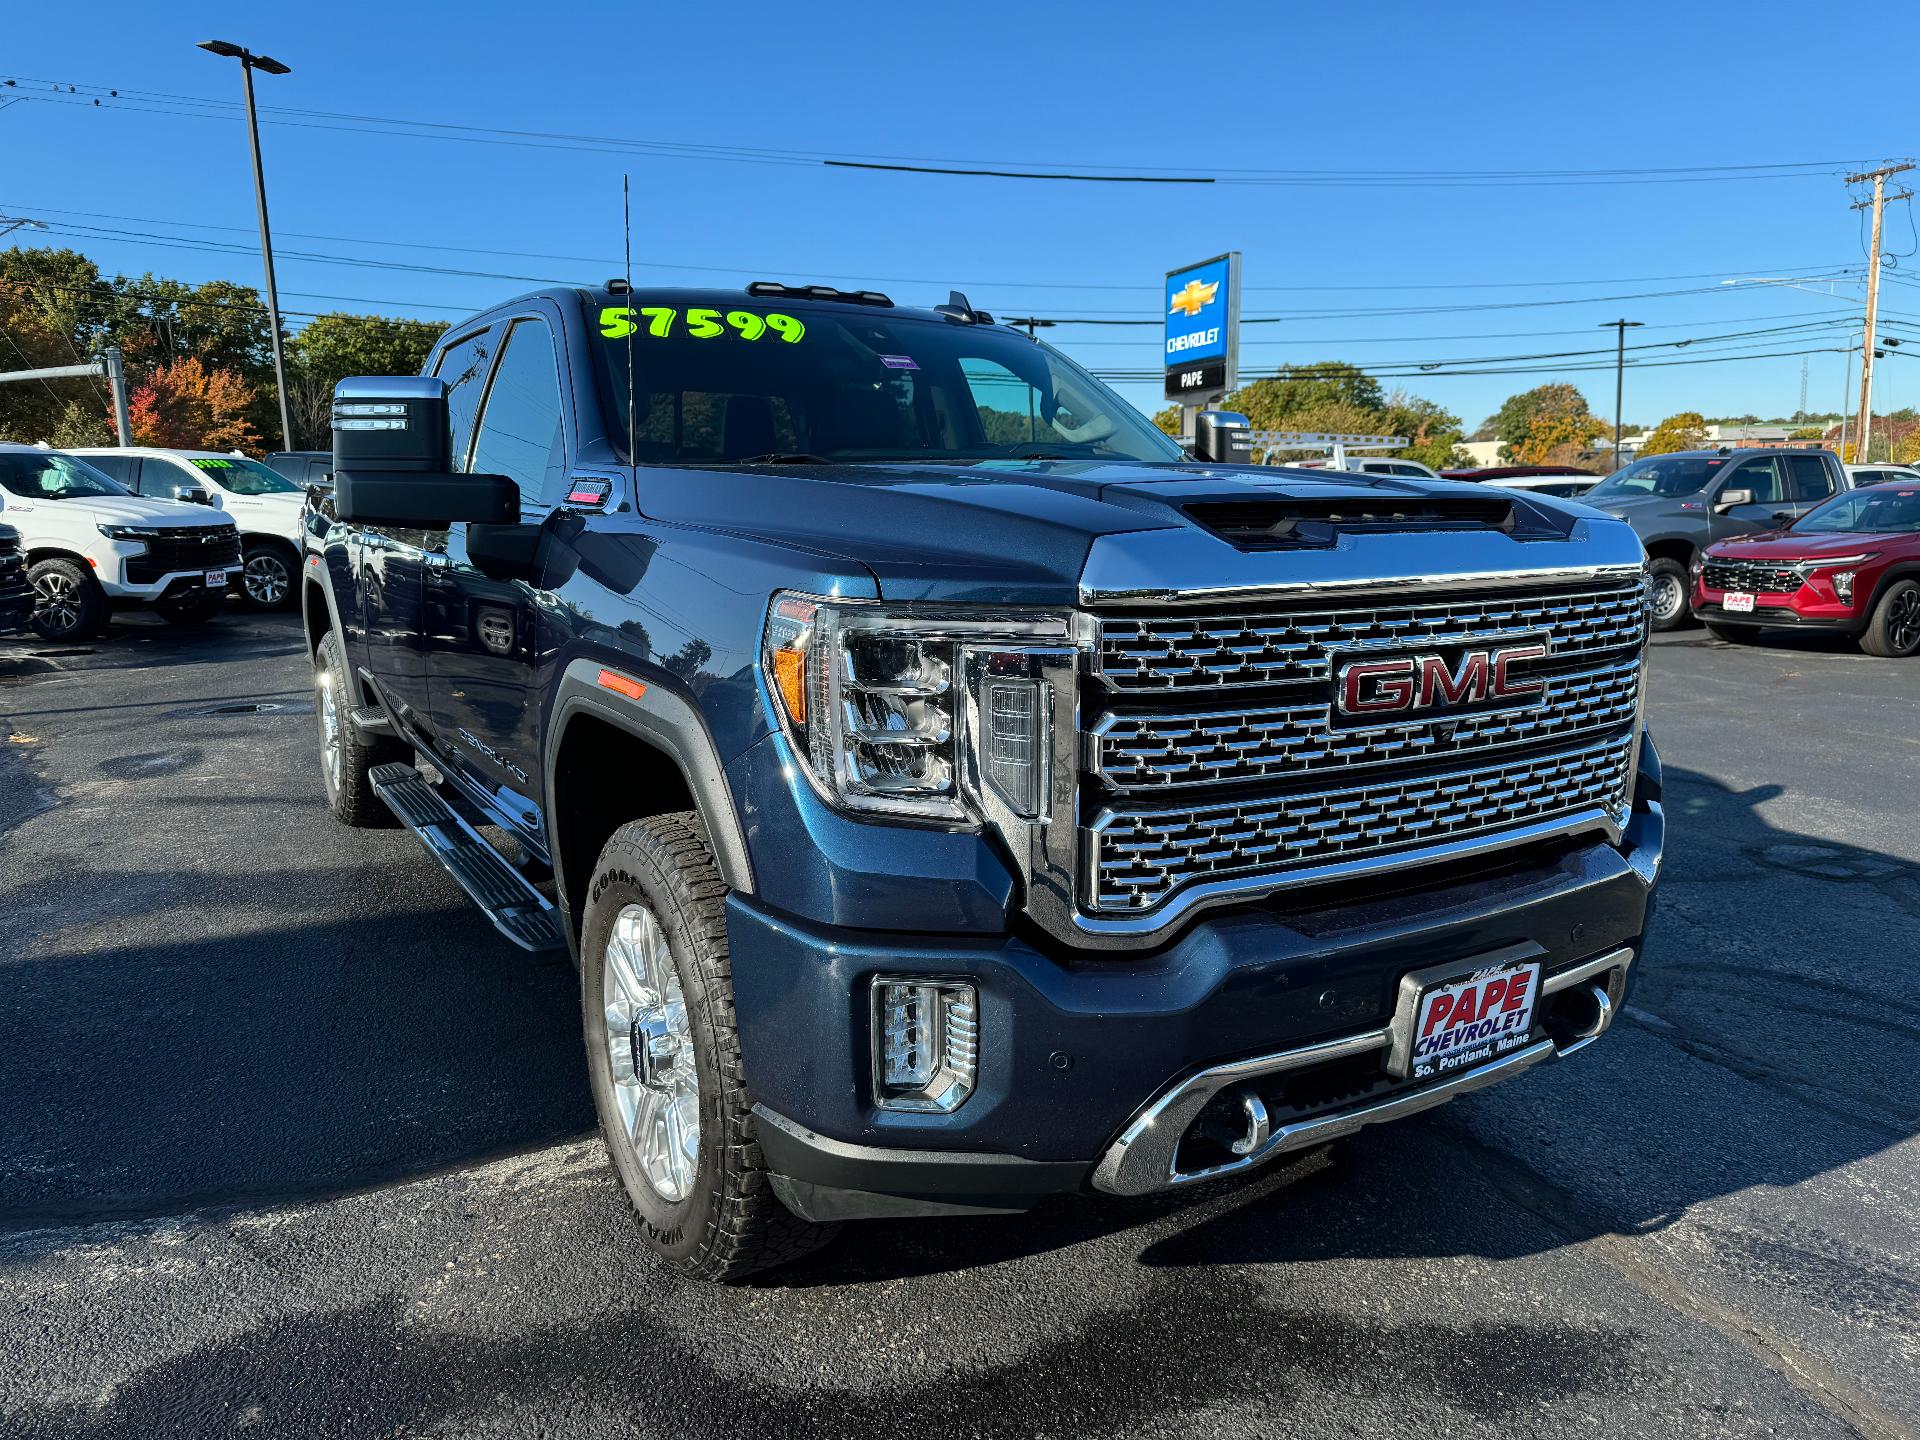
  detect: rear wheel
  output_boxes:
[581,813,835,1280]
[314,629,404,826]
[1706,623,1764,645]
[1860,579,1920,658]
[240,541,296,610]
[1646,557,1691,631]
[27,557,107,641]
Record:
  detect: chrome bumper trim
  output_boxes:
[1090,946,1635,1196]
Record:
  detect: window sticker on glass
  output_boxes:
[599,306,806,343]
[190,458,233,468]
[879,355,919,370]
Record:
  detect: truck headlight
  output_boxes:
[761,592,1069,824]
[96,523,151,553]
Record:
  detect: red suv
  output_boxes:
[1692,481,1920,656]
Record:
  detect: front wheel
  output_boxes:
[313,630,404,826]
[1860,579,1920,658]
[240,541,297,610]
[581,813,835,1281]
[27,557,107,641]
[1646,557,1692,632]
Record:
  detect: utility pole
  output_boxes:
[1798,358,1809,422]
[1599,319,1642,471]
[198,39,295,452]
[1847,162,1915,463]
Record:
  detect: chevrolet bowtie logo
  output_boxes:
[1168,279,1219,318]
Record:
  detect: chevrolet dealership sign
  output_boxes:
[1164,252,1241,402]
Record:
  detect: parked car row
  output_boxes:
[0,442,245,641]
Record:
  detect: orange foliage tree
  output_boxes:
[126,357,262,451]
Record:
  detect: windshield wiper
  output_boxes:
[741,452,835,466]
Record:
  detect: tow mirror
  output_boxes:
[1193,411,1256,464]
[331,375,517,528]
[1714,487,1754,513]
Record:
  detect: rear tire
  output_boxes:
[27,557,107,641]
[1860,578,1920,658]
[581,813,836,1281]
[1646,557,1692,631]
[314,629,404,826]
[240,541,297,611]
[1706,623,1764,645]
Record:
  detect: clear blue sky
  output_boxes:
[4,0,1918,433]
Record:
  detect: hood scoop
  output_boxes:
[1184,495,1567,551]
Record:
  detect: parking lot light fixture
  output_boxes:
[196,39,295,451]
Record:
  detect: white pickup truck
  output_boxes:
[0,442,242,640]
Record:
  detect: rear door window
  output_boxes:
[84,454,140,488]
[1785,454,1836,502]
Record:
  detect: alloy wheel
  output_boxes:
[316,666,343,795]
[601,902,701,1203]
[33,571,81,637]
[244,552,289,606]
[1890,588,1920,653]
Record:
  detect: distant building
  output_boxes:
[1616,423,1819,456]
[1453,440,1504,468]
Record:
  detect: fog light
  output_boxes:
[871,977,978,1113]
[1832,570,1856,604]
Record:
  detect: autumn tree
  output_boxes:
[1637,411,1709,457]
[287,312,449,446]
[127,357,262,451]
[1490,384,1607,465]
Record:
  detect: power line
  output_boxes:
[5,76,1905,190]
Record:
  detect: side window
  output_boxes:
[1725,457,1783,505]
[469,319,567,506]
[431,326,499,472]
[85,454,138,488]
[1785,454,1836,502]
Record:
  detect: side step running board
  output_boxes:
[369,762,565,954]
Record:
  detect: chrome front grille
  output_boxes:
[1075,573,1647,923]
[1701,558,1802,594]
[1090,655,1641,791]
[1093,578,1648,692]
[1087,733,1637,914]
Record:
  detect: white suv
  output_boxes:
[70,447,307,610]
[0,442,241,641]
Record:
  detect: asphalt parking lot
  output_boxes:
[1,612,1916,1439]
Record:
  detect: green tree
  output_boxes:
[1152,405,1181,437]
[1225,361,1385,429]
[1380,390,1465,471]
[1638,411,1709,457]
[288,312,449,446]
[1788,426,1824,440]
[1491,383,1606,464]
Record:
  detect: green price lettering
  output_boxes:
[598,304,806,344]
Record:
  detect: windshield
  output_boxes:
[187,456,303,495]
[592,298,1184,466]
[1586,454,1726,500]
[0,451,130,500]
[1792,487,1920,535]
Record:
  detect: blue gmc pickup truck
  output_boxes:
[303,281,1664,1279]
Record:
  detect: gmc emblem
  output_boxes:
[1336,643,1547,718]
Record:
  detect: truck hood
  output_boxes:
[640,458,1609,605]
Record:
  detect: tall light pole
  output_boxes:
[1599,319,1642,471]
[197,39,294,451]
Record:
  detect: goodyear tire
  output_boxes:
[581,812,836,1280]
[314,629,404,827]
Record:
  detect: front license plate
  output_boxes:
[1724,590,1756,613]
[204,569,227,588]
[1390,957,1542,1081]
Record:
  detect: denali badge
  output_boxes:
[1336,642,1547,718]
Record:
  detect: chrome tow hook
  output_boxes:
[1202,1090,1272,1158]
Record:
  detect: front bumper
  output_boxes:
[734,746,1664,1221]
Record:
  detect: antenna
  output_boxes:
[623,174,636,472]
